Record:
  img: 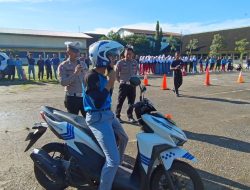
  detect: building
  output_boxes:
[181,26,250,60]
[117,28,181,50]
[0,27,92,63]
[85,33,105,49]
[1,26,250,62]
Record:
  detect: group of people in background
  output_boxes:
[138,55,250,75]
[5,51,250,81]
[5,52,90,81]
[26,53,60,81]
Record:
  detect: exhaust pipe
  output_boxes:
[30,149,65,184]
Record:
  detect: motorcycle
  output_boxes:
[25,76,204,190]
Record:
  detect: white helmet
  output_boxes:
[89,40,124,68]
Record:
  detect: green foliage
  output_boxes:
[155,21,160,38]
[209,34,224,56]
[159,27,163,40]
[235,38,249,62]
[154,21,162,55]
[99,30,125,45]
[186,38,198,55]
[168,35,180,53]
[123,34,152,55]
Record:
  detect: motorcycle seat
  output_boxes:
[53,110,85,127]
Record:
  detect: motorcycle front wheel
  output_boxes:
[150,160,204,190]
[34,142,70,190]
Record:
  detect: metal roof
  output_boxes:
[0,27,92,39]
[118,28,181,37]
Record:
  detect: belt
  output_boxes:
[66,92,83,97]
[120,81,130,85]
[87,108,111,113]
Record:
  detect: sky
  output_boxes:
[0,0,250,35]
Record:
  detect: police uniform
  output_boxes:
[58,41,88,117]
[115,58,138,122]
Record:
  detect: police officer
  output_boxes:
[37,54,45,80]
[51,53,60,80]
[83,40,128,190]
[171,52,184,97]
[58,41,88,116]
[115,46,138,123]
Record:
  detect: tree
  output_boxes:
[186,38,198,55]
[235,38,249,63]
[167,35,180,53]
[159,27,163,42]
[209,34,224,56]
[100,30,125,45]
[154,21,162,55]
[123,34,152,55]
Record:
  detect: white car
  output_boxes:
[0,52,9,79]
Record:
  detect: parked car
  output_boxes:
[0,52,9,79]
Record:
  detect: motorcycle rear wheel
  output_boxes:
[150,160,204,190]
[34,142,69,190]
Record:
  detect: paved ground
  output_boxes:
[0,71,249,190]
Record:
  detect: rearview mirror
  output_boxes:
[129,76,141,86]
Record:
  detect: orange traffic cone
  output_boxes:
[161,74,168,90]
[143,74,149,86]
[237,71,244,83]
[204,68,210,86]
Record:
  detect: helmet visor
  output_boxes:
[106,47,124,58]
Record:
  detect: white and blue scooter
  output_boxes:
[25,76,204,190]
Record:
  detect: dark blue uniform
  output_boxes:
[171,59,184,96]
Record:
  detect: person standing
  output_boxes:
[7,54,15,80]
[171,52,184,97]
[221,57,227,72]
[83,40,127,190]
[27,52,35,80]
[205,57,209,71]
[139,56,144,75]
[166,55,172,75]
[227,57,233,71]
[198,57,204,73]
[115,46,138,123]
[189,56,193,73]
[192,55,198,73]
[58,41,88,117]
[45,55,52,80]
[209,56,216,71]
[183,56,188,73]
[37,54,45,80]
[51,53,60,80]
[15,55,23,80]
[215,56,221,72]
[247,56,250,70]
